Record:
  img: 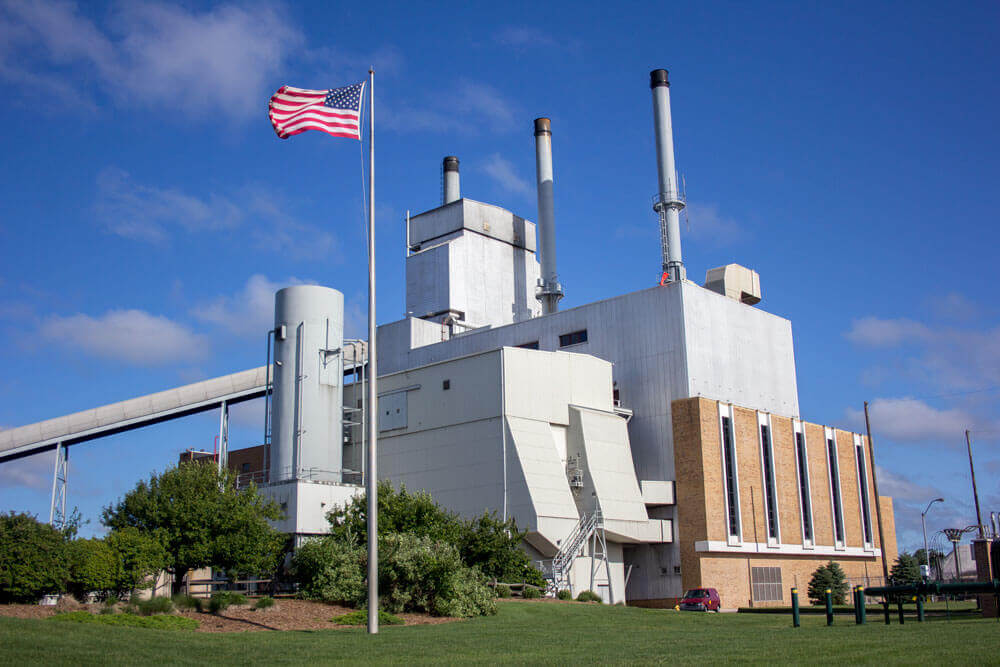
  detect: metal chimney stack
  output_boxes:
[650,69,686,283]
[534,118,563,314]
[443,156,460,204]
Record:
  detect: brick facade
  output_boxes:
[672,397,897,608]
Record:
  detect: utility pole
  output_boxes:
[966,430,984,539]
[864,402,890,584]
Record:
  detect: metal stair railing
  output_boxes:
[547,509,602,591]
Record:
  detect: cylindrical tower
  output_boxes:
[534,117,563,313]
[270,285,344,483]
[650,69,686,282]
[443,156,460,204]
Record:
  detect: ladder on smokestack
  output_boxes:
[544,509,602,593]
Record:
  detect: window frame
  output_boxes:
[824,427,846,550]
[853,433,875,550]
[793,420,815,549]
[757,412,781,547]
[558,329,588,347]
[718,403,743,546]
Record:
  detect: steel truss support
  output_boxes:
[218,400,229,473]
[49,442,67,529]
[588,509,614,604]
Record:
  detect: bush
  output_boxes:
[66,538,118,602]
[0,512,69,603]
[133,596,174,616]
[325,482,545,587]
[291,538,366,605]
[171,594,202,612]
[209,591,247,613]
[379,533,496,618]
[556,589,573,601]
[332,609,404,626]
[49,611,198,630]
[494,584,512,598]
[253,596,275,610]
[522,585,541,599]
[576,590,602,603]
[808,561,849,605]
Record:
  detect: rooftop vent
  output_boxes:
[704,264,761,305]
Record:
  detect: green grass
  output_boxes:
[332,610,404,626]
[48,611,198,631]
[1,601,996,664]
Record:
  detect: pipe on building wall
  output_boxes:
[533,117,563,314]
[443,156,460,204]
[650,69,686,282]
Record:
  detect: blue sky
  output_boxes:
[0,0,997,555]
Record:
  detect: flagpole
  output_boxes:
[365,67,379,636]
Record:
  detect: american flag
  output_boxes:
[268,81,365,140]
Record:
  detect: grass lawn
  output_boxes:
[1,601,997,665]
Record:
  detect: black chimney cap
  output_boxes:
[443,156,459,172]
[534,117,551,136]
[650,69,670,89]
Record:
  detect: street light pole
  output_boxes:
[921,498,944,578]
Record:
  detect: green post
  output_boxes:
[854,587,862,625]
[825,589,834,626]
[897,598,905,625]
[858,587,866,625]
[916,595,924,622]
[791,588,800,628]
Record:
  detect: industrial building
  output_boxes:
[0,69,896,607]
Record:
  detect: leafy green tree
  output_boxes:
[807,561,849,605]
[890,552,922,586]
[66,538,118,601]
[0,512,69,603]
[105,527,167,597]
[102,462,284,594]
[326,481,544,586]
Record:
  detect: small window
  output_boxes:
[241,462,251,473]
[442,379,450,390]
[856,442,873,546]
[827,436,845,545]
[795,431,813,543]
[559,330,588,347]
[517,341,539,350]
[751,566,782,602]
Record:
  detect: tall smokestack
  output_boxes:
[534,118,563,314]
[650,69,686,283]
[443,156,460,204]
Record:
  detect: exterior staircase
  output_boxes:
[539,509,602,593]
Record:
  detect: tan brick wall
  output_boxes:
[671,397,899,609]
[805,423,834,545]
[771,415,802,545]
[699,554,884,608]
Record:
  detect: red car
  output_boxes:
[679,588,721,612]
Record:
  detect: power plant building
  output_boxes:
[0,69,897,608]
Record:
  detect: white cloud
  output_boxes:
[482,153,532,196]
[39,309,206,365]
[383,80,517,134]
[0,451,53,491]
[876,466,945,504]
[244,190,338,261]
[192,274,310,338]
[844,398,981,444]
[684,202,747,243]
[95,167,241,242]
[494,26,559,49]
[845,317,931,347]
[1,0,302,120]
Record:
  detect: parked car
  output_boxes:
[679,588,721,611]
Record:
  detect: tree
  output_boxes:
[326,481,544,585]
[102,462,284,594]
[890,552,922,587]
[807,561,849,605]
[0,512,69,603]
[66,538,118,601]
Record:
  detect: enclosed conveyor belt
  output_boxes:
[0,367,269,463]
